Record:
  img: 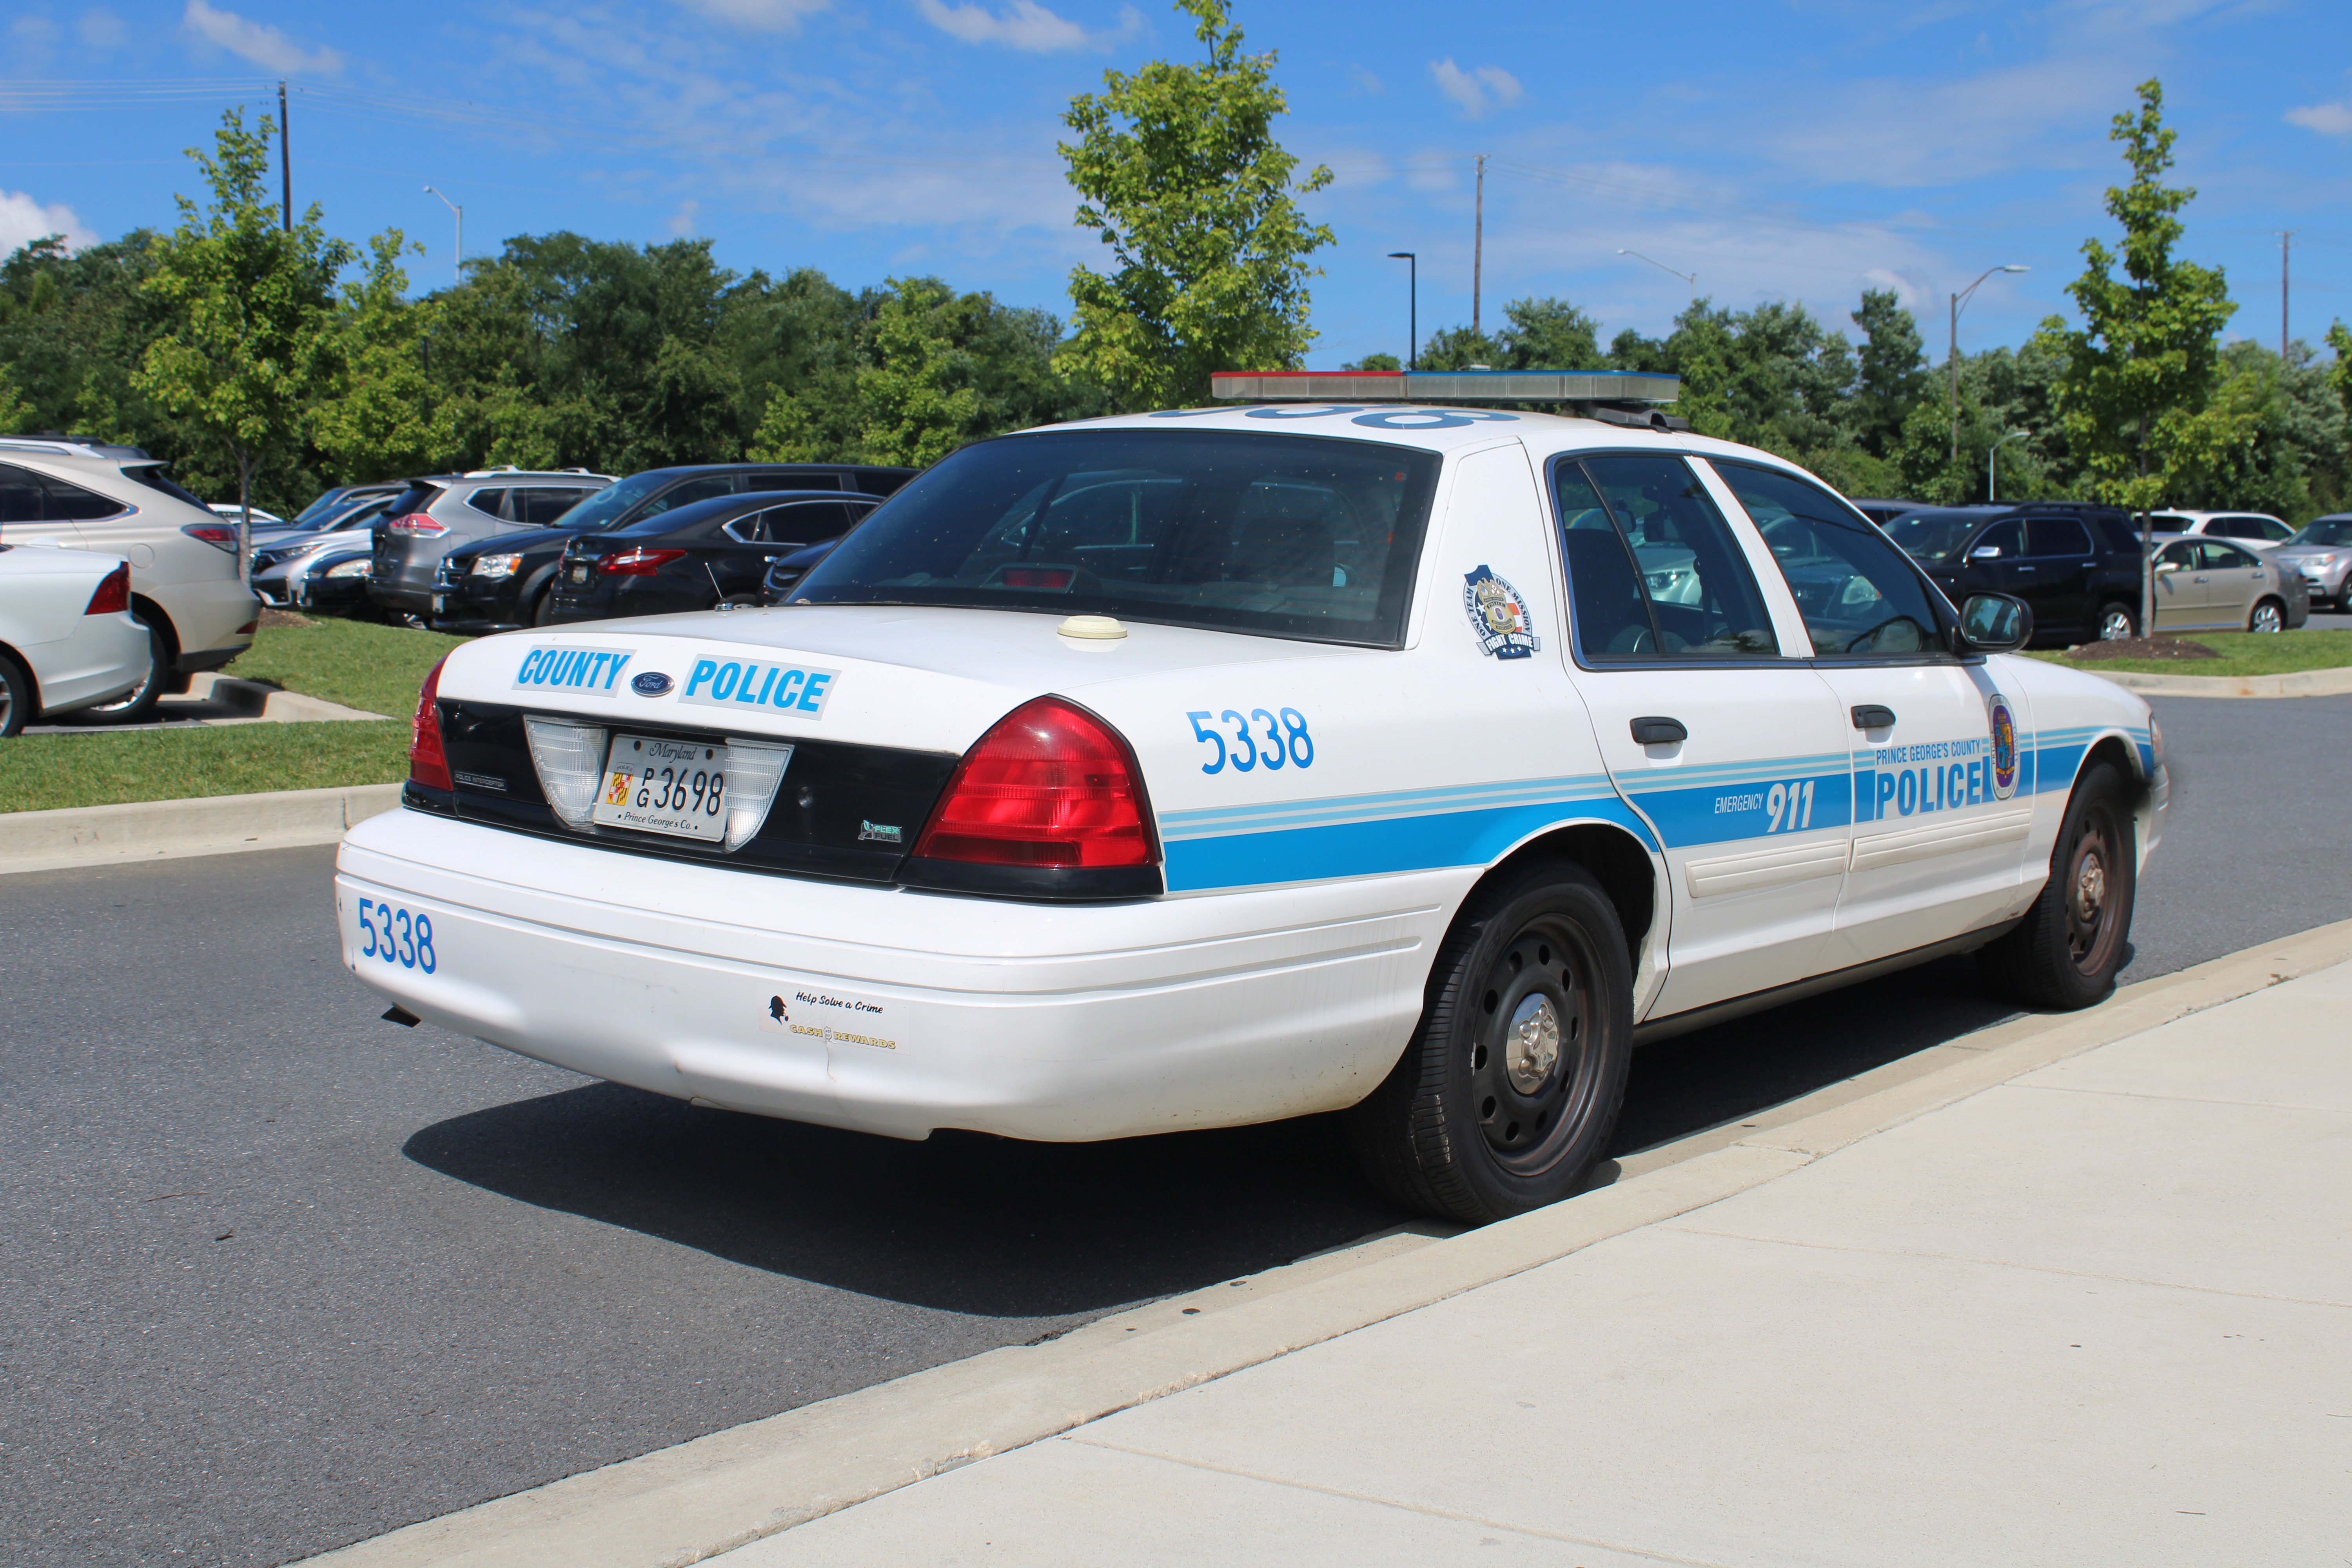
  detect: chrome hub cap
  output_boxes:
[1505,993,1562,1095]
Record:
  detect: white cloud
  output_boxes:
[915,0,1138,53]
[79,9,128,49]
[2285,100,2352,136]
[0,191,99,258]
[671,0,830,32]
[1429,59,1522,120]
[180,0,343,75]
[666,198,702,236]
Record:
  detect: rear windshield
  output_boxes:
[545,472,671,533]
[382,482,444,519]
[2291,519,2352,547]
[789,429,1442,647]
[124,464,208,511]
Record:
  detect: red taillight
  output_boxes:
[84,562,131,615]
[594,547,688,576]
[913,697,1156,868]
[409,656,453,791]
[181,522,239,551]
[1000,567,1074,590]
[387,512,449,537]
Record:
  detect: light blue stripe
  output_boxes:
[1163,797,1661,892]
[1159,773,1614,835]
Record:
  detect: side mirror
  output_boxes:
[1955,592,2032,654]
[1969,545,2002,561]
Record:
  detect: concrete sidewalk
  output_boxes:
[730,961,2352,1566]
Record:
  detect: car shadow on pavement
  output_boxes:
[401,953,2026,1318]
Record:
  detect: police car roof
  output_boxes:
[1045,402,1793,466]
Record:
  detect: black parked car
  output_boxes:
[761,535,848,603]
[431,461,913,633]
[1884,503,2146,643]
[549,490,884,624]
[292,547,376,616]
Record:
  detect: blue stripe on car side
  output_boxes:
[1163,795,1661,893]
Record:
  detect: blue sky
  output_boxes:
[5,0,2351,370]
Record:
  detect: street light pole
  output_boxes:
[423,186,463,288]
[1950,264,2028,465]
[1989,429,2029,504]
[1387,251,1417,370]
[1617,248,1695,299]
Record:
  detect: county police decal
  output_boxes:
[1987,692,2020,800]
[1462,566,1540,659]
[514,645,632,696]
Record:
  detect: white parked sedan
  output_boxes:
[336,372,2165,1221]
[0,542,156,736]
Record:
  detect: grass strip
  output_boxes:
[0,721,409,814]
[2029,628,2352,678]
[222,616,467,717]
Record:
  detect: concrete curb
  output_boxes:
[2078,663,2352,698]
[0,782,404,875]
[192,672,391,724]
[296,916,2352,1568]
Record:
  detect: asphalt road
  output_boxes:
[2,694,2346,1568]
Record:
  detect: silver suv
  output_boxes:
[0,436,262,719]
[367,468,613,619]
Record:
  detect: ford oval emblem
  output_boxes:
[631,671,674,697]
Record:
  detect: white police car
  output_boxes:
[337,371,2164,1222]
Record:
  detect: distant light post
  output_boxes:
[423,185,463,287]
[1950,265,2027,463]
[1617,248,1696,299]
[1989,429,2029,503]
[1386,251,1417,370]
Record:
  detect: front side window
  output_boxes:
[1554,454,1779,661]
[793,429,1440,647]
[2157,539,2200,570]
[1971,519,2024,560]
[1713,461,1948,659]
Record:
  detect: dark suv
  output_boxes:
[1884,503,2147,642]
[428,463,913,633]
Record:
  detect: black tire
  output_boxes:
[1978,760,2136,1010]
[80,614,166,724]
[1346,860,1634,1223]
[0,653,31,737]
[2248,597,2285,634]
[2096,602,2136,641]
[529,583,556,627]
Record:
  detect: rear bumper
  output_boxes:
[334,809,1449,1142]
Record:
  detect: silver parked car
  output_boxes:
[2271,515,2352,610]
[367,467,614,620]
[2149,533,2304,633]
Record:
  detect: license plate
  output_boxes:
[431,594,446,613]
[571,565,589,583]
[594,736,728,841]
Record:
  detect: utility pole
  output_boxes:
[277,80,290,230]
[2279,230,2294,360]
[1472,153,1487,340]
[1949,263,2028,465]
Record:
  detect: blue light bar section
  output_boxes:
[1210,369,1681,403]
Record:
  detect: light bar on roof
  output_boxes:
[1209,369,1682,403]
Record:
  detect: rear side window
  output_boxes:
[1712,461,1946,659]
[2091,514,2144,553]
[794,429,1441,648]
[125,465,209,510]
[745,470,841,494]
[38,474,128,521]
[462,487,508,519]
[730,501,862,544]
[2027,517,2092,558]
[0,463,50,522]
[1554,454,1779,661]
[512,486,596,526]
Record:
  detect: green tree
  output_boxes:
[311,230,456,481]
[1414,298,1601,376]
[1848,288,1927,458]
[1057,0,1333,410]
[132,109,356,529]
[2030,79,2236,628]
[0,363,30,430]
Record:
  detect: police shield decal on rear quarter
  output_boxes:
[680,657,840,719]
[1463,566,1540,659]
[514,645,633,696]
[1987,692,2020,800]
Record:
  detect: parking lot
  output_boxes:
[1,692,2347,1568]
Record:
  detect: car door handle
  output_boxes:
[1851,705,1896,730]
[1630,717,1686,746]
[2015,565,2036,573]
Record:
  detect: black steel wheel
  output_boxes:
[1978,760,2136,1009]
[2096,603,2136,641]
[0,654,31,737]
[79,614,165,724]
[1347,860,1633,1223]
